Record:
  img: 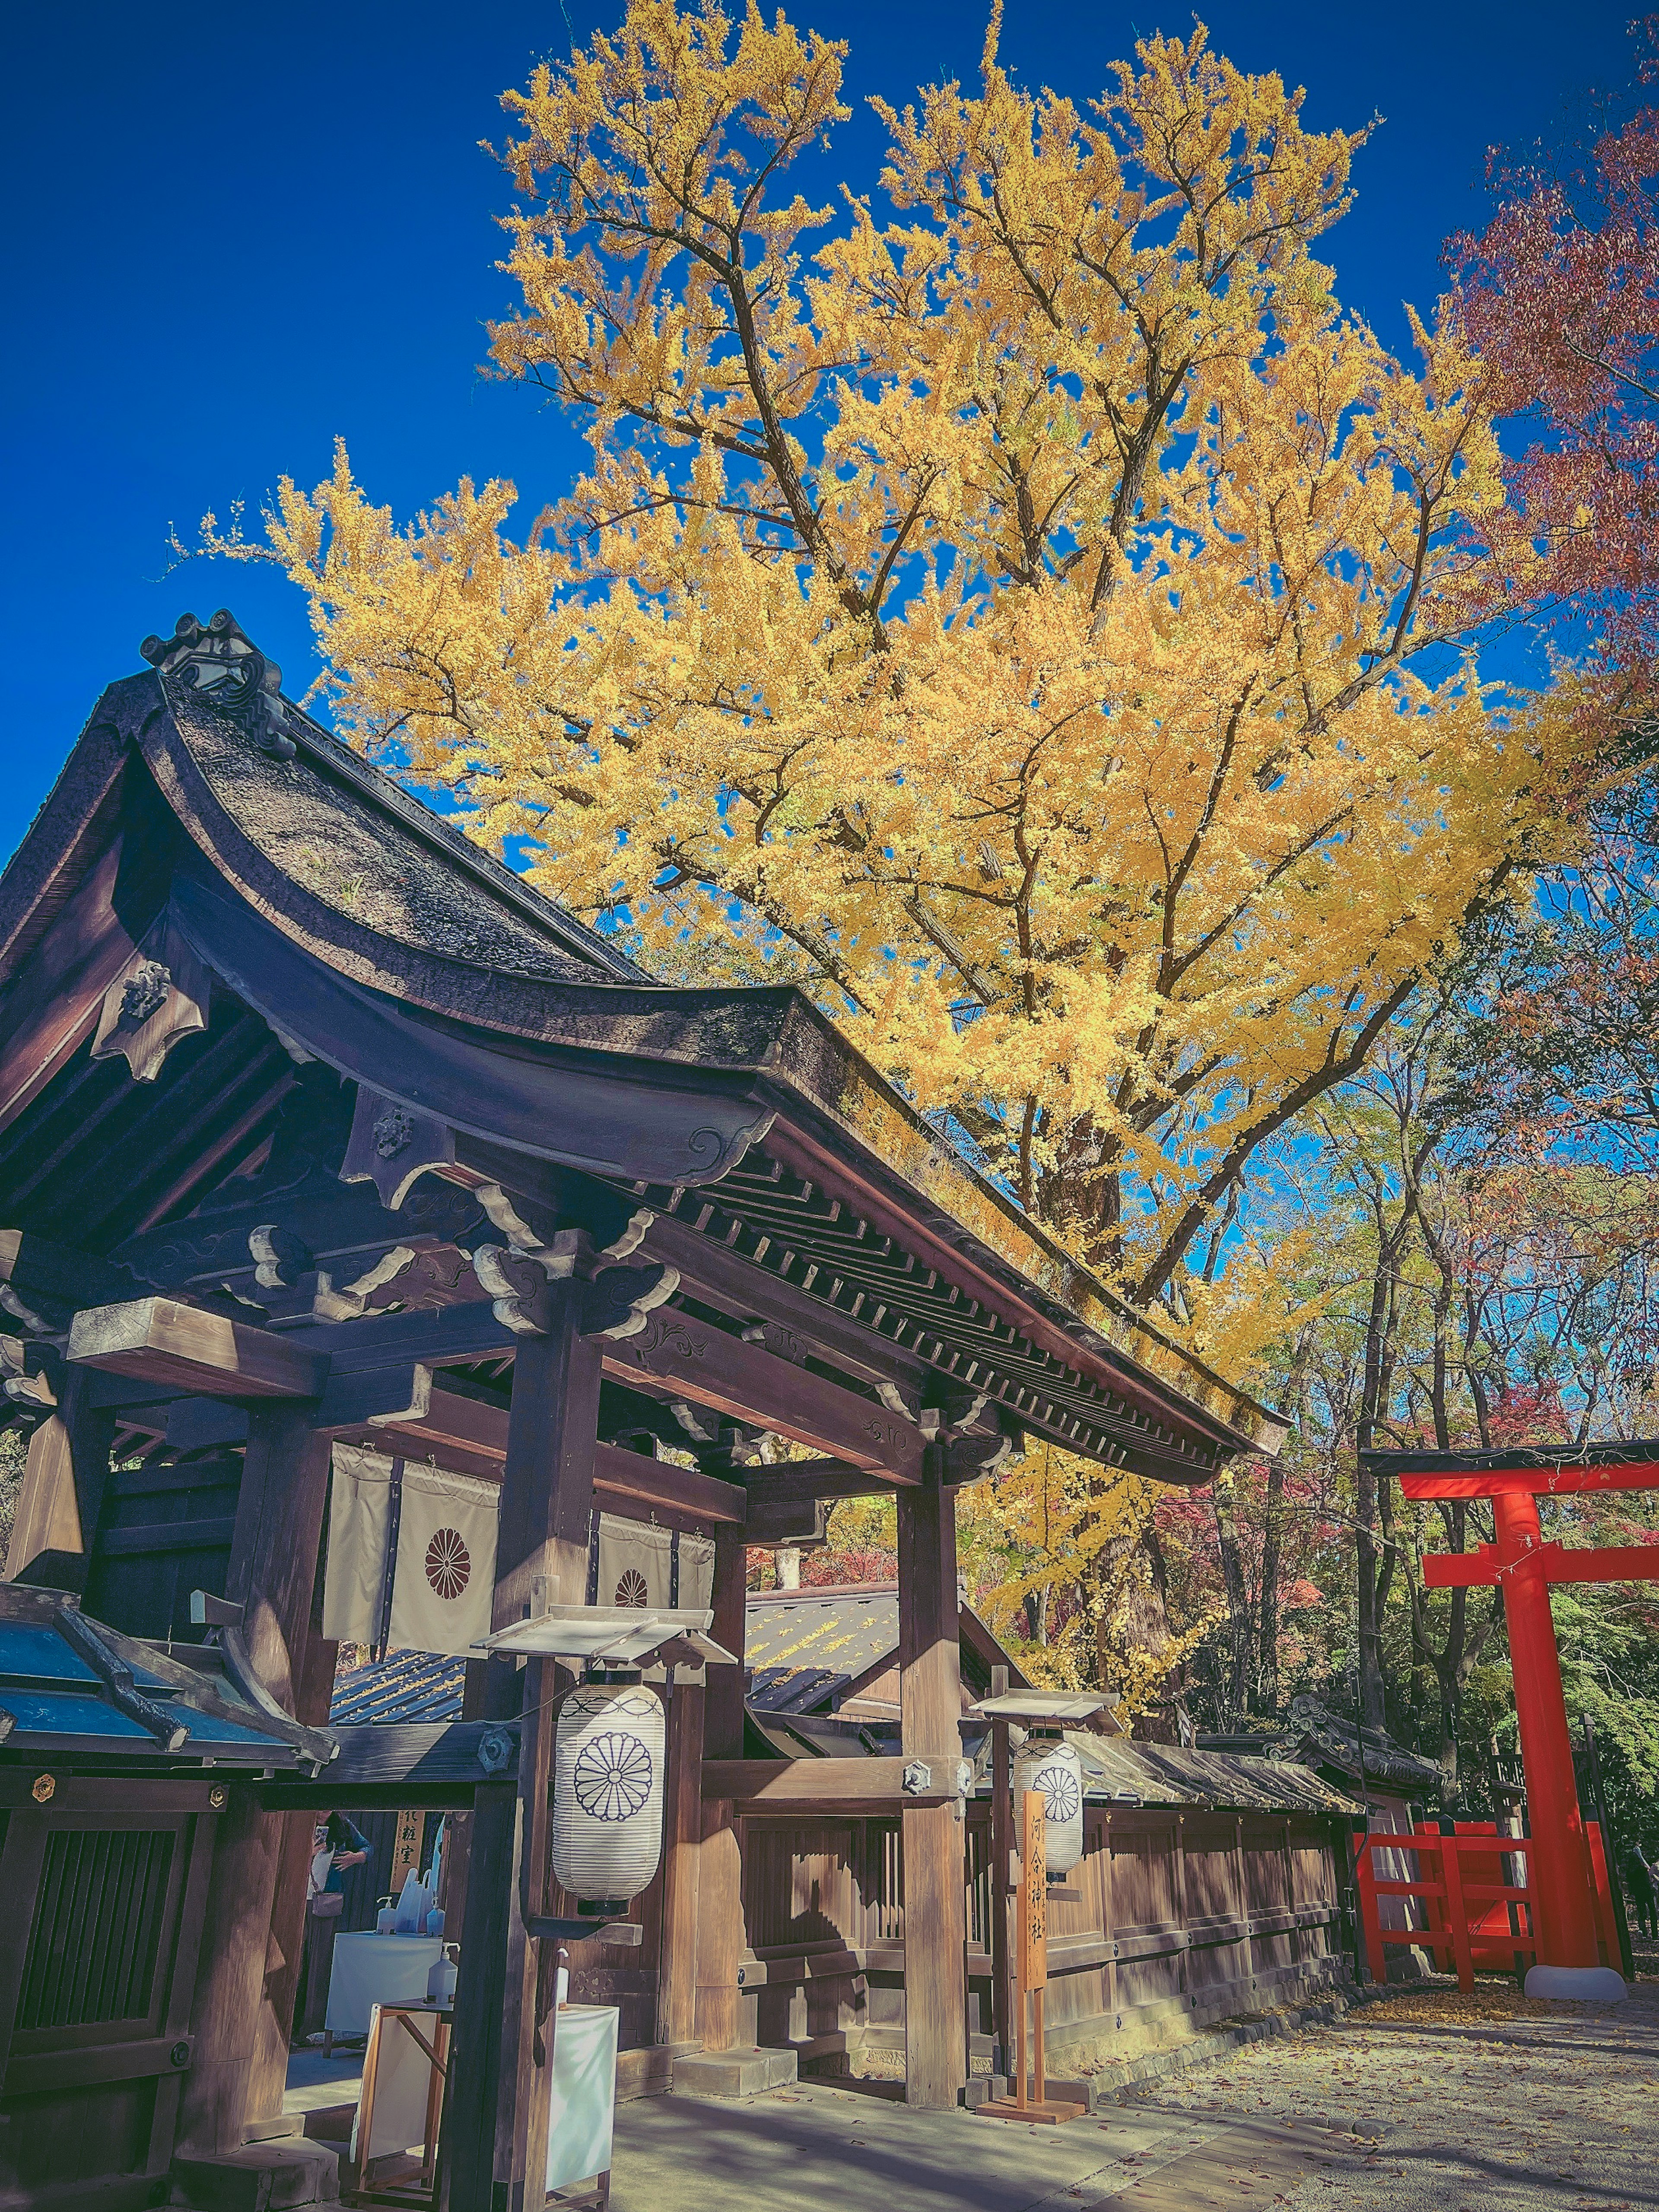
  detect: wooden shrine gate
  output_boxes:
[1363,1442,1659,1992]
[0,612,1286,2210]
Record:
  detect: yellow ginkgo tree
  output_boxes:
[210,0,1574,1310]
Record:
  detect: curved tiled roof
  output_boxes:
[330,1649,467,1726]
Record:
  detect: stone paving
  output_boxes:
[1121,1979,1659,2212]
[609,1978,1659,2212]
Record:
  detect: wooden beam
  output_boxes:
[343,1381,750,1526]
[602,1311,925,1479]
[744,1497,830,1547]
[699,1759,959,1808]
[739,1461,893,1507]
[68,1297,327,1400]
[0,838,137,1138]
[3,1372,113,1585]
[175,1405,333,2154]
[592,1444,746,1527]
[897,1476,968,2110]
[638,1208,931,1394]
[655,1681,705,2051]
[693,1522,750,2055]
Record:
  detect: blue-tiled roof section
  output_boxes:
[0,1621,100,1684]
[744,1587,899,1714]
[0,1592,330,1769]
[330,1650,468,1725]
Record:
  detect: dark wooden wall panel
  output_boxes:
[85,1454,240,1644]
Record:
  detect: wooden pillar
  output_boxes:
[655,1677,705,2050]
[704,1522,748,1761]
[445,1292,600,2212]
[3,1369,113,1581]
[177,1407,333,2153]
[896,1475,966,2110]
[988,1664,1013,2075]
[694,1522,748,2051]
[266,1625,340,2060]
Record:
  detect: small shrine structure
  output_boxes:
[0,613,1284,2209]
[1363,1441,1659,1998]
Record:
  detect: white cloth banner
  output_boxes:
[388,1462,500,1657]
[325,1448,715,1656]
[678,1530,715,1611]
[322,1443,396,1644]
[597,1515,673,1609]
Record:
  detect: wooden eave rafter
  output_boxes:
[0,650,1277,1485]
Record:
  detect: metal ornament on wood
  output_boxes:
[551,1678,667,1913]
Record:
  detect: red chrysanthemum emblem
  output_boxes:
[614,1568,650,1608]
[425,1527,471,1600]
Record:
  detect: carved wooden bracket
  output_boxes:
[89,916,209,1084]
[310,1244,420,1322]
[339,1087,457,1209]
[942,1428,1015,1484]
[0,1333,60,1420]
[472,1237,678,1340]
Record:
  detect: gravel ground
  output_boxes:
[1118,1977,1659,2212]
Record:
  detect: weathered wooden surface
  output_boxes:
[499,1293,602,2212]
[605,1311,925,1480]
[896,1478,967,2110]
[693,1522,749,2054]
[655,1681,705,2050]
[68,1296,327,1399]
[175,1404,333,2154]
[3,1369,114,1583]
[700,1760,959,1808]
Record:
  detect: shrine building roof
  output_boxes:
[0,610,1281,1485]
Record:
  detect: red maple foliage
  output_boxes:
[1449,20,1659,683]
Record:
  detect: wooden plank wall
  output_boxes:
[83,1452,239,1644]
[706,1801,1346,2073]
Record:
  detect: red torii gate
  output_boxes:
[1362,1443,1659,1998]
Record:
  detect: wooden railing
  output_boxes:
[1351,1821,1624,1992]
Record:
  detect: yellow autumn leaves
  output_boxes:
[212,0,1578,1311]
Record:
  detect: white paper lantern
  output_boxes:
[1013,1733,1084,1876]
[552,1676,666,1910]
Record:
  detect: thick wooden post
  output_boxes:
[694,1523,748,2052]
[655,1678,705,2050]
[897,1474,966,2110]
[177,1407,332,2153]
[445,1293,601,2212]
[988,1664,1013,2075]
[3,1369,113,1582]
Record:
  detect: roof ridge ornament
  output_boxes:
[140,609,296,760]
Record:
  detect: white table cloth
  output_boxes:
[352,2004,446,2165]
[545,2005,619,2193]
[325,1932,445,2034]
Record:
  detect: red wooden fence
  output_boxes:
[1352,1821,1624,1992]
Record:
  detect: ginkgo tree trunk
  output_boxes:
[212,0,1579,1313]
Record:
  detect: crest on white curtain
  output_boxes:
[597,1515,673,1609]
[389,1463,500,1656]
[322,1445,498,1657]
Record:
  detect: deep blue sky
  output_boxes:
[0,0,1637,863]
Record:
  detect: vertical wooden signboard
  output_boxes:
[979,1788,1082,2124]
[1020,1790,1046,2105]
[389,1808,423,1901]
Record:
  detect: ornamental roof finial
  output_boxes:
[140,608,296,760]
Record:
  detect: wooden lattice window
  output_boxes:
[16,1828,176,2031]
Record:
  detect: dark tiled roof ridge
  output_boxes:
[254,684,652,984]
